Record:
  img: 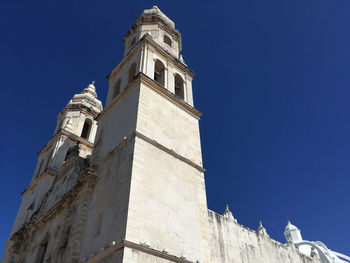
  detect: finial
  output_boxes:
[223,204,237,222]
[92,80,95,85]
[257,220,269,237]
[152,5,158,9]
[225,204,229,213]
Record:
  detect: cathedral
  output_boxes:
[2,6,349,263]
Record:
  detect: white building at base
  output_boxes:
[284,221,349,263]
[1,6,348,263]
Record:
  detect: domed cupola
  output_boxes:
[70,81,103,113]
[54,81,103,142]
[82,81,98,98]
[123,6,182,58]
[284,221,303,243]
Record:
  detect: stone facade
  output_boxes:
[1,6,345,263]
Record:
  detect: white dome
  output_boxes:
[140,6,175,29]
[82,81,97,98]
[285,221,299,232]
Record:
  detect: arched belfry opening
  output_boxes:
[128,63,137,82]
[174,74,184,99]
[81,119,92,140]
[164,35,172,47]
[154,59,165,86]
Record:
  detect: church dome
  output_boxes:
[139,6,175,29]
[69,81,103,113]
[285,221,299,232]
[82,81,97,98]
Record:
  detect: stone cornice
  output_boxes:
[98,72,201,123]
[22,169,57,197]
[135,131,205,172]
[139,73,201,119]
[106,42,142,80]
[99,132,135,164]
[142,34,193,77]
[83,240,194,263]
[95,77,139,122]
[124,15,181,42]
[107,34,194,82]
[99,131,205,173]
[38,129,94,156]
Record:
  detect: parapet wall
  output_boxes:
[208,210,319,263]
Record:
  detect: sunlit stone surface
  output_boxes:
[2,6,347,263]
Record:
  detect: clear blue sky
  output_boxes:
[1,0,349,257]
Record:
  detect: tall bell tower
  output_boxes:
[1,82,103,263]
[2,6,209,263]
[79,6,210,263]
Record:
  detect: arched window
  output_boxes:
[128,63,137,82]
[174,74,184,99]
[95,212,103,236]
[130,37,136,47]
[154,59,165,86]
[81,119,92,140]
[112,78,121,99]
[164,35,172,47]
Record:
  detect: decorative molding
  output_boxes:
[98,72,202,124]
[11,170,97,245]
[99,132,136,164]
[135,131,205,172]
[107,33,194,82]
[95,79,139,122]
[83,240,194,263]
[38,130,94,156]
[142,34,192,76]
[21,169,57,197]
[106,43,142,80]
[98,131,205,173]
[139,73,202,119]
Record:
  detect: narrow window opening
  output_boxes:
[95,212,103,236]
[128,63,137,82]
[60,226,71,249]
[174,74,185,99]
[81,119,92,140]
[164,35,172,47]
[112,79,121,99]
[154,60,165,86]
[35,236,49,263]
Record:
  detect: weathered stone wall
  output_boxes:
[125,136,208,262]
[136,82,202,166]
[79,139,135,259]
[119,81,209,263]
[208,210,319,263]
